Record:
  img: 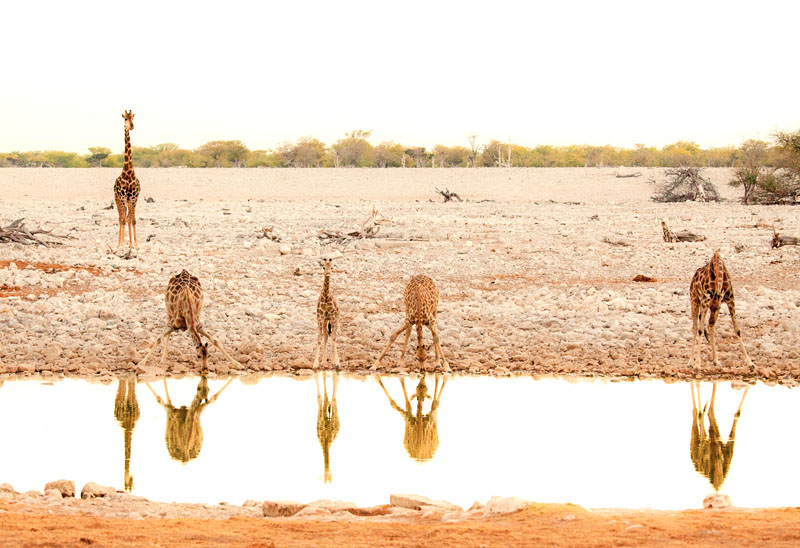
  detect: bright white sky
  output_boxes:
[1,0,798,153]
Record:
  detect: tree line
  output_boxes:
[0,130,796,170]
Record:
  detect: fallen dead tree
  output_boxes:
[318,207,392,244]
[772,230,800,248]
[0,218,73,247]
[256,226,281,242]
[615,171,642,178]
[661,220,706,243]
[602,236,631,247]
[652,167,720,202]
[434,187,463,202]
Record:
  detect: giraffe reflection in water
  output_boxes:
[376,374,447,461]
[316,372,339,483]
[690,381,749,491]
[114,376,140,491]
[146,376,233,463]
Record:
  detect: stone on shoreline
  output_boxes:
[44,480,74,498]
[262,500,307,517]
[81,482,116,499]
[389,494,462,512]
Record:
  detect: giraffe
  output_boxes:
[690,381,749,492]
[689,251,754,370]
[316,371,340,483]
[312,257,340,369]
[114,376,140,492]
[661,220,677,243]
[376,374,446,461]
[372,275,450,372]
[145,375,233,462]
[114,110,141,249]
[137,270,241,370]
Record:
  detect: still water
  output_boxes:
[0,374,797,510]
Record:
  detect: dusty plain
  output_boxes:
[2,167,800,546]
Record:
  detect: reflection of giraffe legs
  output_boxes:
[197,327,242,369]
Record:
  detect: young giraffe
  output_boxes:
[137,270,240,370]
[114,110,141,248]
[312,257,340,369]
[689,251,754,370]
[372,274,450,371]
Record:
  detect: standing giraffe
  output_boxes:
[114,110,141,248]
[316,371,340,483]
[690,381,749,492]
[137,270,241,370]
[372,275,450,371]
[689,251,754,370]
[312,257,340,369]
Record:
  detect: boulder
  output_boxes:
[389,494,462,512]
[262,500,307,517]
[703,493,732,509]
[44,479,74,498]
[81,482,116,499]
[483,496,530,515]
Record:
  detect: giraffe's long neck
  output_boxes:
[123,128,133,173]
[322,270,331,297]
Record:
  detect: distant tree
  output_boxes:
[432,145,470,167]
[86,146,111,167]
[467,133,480,167]
[333,130,373,167]
[195,140,249,167]
[373,141,404,167]
[405,146,429,168]
[729,139,768,204]
[293,136,326,167]
[661,141,702,167]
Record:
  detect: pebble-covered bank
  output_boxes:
[1,167,799,382]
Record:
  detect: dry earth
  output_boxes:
[3,167,800,545]
[1,167,799,383]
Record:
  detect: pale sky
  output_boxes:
[1,0,798,153]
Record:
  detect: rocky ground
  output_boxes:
[1,167,799,382]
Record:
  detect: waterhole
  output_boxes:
[0,374,796,510]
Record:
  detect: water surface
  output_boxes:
[0,374,796,510]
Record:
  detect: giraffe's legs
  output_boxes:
[127,201,138,249]
[690,301,702,370]
[726,299,754,370]
[312,328,323,369]
[320,329,329,370]
[428,323,451,372]
[160,331,173,364]
[137,328,175,369]
[331,325,340,368]
[708,306,721,366]
[115,197,126,248]
[197,327,242,369]
[372,322,410,370]
[398,326,412,366]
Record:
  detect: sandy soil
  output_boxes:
[1,167,799,382]
[2,167,800,545]
[4,498,800,547]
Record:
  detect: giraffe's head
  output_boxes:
[122,110,135,131]
[197,342,209,369]
[319,257,334,273]
[772,230,782,249]
[415,342,428,364]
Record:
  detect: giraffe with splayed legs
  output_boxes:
[372,275,450,372]
[114,110,140,248]
[689,251,754,370]
[137,270,241,370]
